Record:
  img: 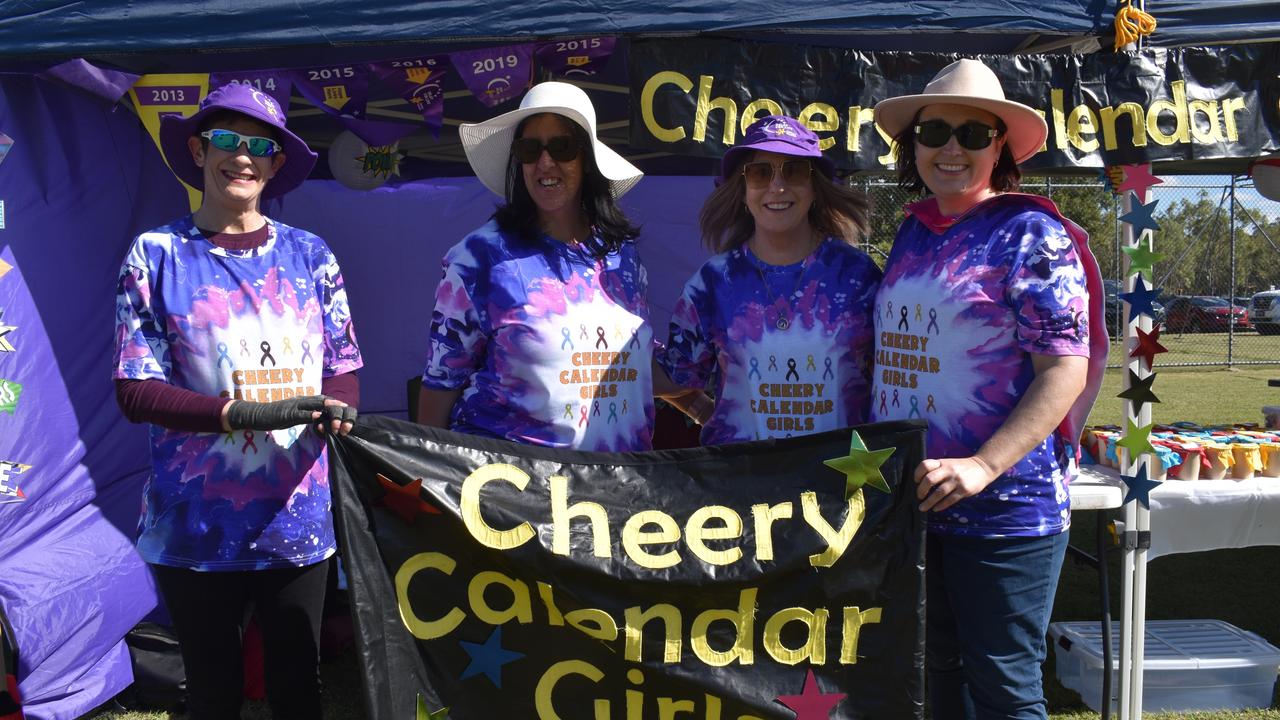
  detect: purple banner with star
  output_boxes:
[292,64,370,118]
[208,70,293,112]
[450,44,534,108]
[372,56,450,138]
[328,416,926,719]
[535,37,616,78]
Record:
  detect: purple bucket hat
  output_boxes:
[719,115,835,182]
[159,83,317,198]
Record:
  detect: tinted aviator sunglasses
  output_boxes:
[914,119,1001,150]
[511,135,581,164]
[740,159,813,188]
[201,129,281,158]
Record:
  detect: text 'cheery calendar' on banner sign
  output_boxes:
[629,39,1280,172]
[328,416,926,720]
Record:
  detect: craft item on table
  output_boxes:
[1145,443,1182,481]
[1104,434,1121,469]
[1166,443,1205,481]
[1230,444,1262,480]
[1202,442,1233,480]
[1260,443,1280,477]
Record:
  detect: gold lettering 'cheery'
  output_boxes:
[458,461,864,571]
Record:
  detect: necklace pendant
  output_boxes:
[776,317,790,331]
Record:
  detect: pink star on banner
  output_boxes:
[1116,163,1163,201]
[775,669,846,719]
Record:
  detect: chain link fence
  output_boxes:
[853,175,1280,368]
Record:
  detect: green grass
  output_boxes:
[84,347,1280,719]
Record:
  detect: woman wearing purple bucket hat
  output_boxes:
[870,59,1107,719]
[112,82,362,719]
[658,115,880,443]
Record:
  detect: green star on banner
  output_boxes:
[1115,419,1156,461]
[824,430,894,496]
[0,379,21,414]
[416,695,449,720]
[1120,243,1165,280]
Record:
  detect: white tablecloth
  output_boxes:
[1078,464,1280,559]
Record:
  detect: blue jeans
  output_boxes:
[926,531,1069,720]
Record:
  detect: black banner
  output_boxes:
[629,39,1280,172]
[329,416,926,719]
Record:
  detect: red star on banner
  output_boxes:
[1130,326,1169,369]
[775,669,846,719]
[376,473,440,524]
[1116,163,1163,201]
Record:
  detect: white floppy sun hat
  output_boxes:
[459,81,643,199]
[874,58,1048,164]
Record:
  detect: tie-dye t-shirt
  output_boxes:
[659,239,881,445]
[869,194,1089,537]
[422,221,655,451]
[113,216,362,571]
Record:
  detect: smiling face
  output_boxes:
[187,114,286,211]
[518,113,584,225]
[914,103,1006,216]
[743,150,815,246]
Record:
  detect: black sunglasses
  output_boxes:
[740,159,813,189]
[914,119,1001,150]
[512,135,581,164]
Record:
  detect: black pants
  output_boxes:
[150,560,330,720]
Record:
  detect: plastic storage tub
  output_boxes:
[1049,619,1280,712]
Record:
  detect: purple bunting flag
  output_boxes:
[450,44,534,108]
[208,71,293,112]
[38,59,140,104]
[0,132,12,171]
[292,64,370,117]
[371,56,450,138]
[535,37,616,78]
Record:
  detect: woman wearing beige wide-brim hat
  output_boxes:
[869,58,1108,719]
[416,81,704,449]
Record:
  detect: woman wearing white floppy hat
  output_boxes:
[869,59,1107,719]
[417,81,704,449]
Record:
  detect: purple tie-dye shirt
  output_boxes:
[113,216,363,570]
[660,238,881,444]
[422,221,655,451]
[870,195,1089,537]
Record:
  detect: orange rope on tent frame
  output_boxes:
[1114,0,1157,50]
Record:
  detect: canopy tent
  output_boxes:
[0,1,1278,718]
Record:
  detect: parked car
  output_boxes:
[1250,289,1280,335]
[1102,279,1165,332]
[1163,295,1250,333]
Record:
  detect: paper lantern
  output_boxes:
[1251,153,1280,202]
[327,130,400,191]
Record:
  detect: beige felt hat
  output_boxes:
[459,81,643,198]
[874,58,1048,164]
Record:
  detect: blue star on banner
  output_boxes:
[1121,461,1163,509]
[459,626,523,688]
[1120,191,1161,235]
[1118,275,1163,322]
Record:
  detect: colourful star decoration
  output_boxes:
[1116,162,1164,200]
[823,430,894,496]
[376,473,441,524]
[1119,242,1165,280]
[1117,369,1160,411]
[1121,461,1163,509]
[415,695,449,720]
[1119,192,1162,236]
[0,309,16,353]
[1130,326,1169,369]
[1118,276,1163,321]
[775,669,846,719]
[1116,419,1156,461]
[459,627,523,688]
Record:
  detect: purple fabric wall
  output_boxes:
[0,77,189,719]
[0,76,713,717]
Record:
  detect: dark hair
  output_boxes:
[493,114,640,257]
[698,163,871,254]
[892,112,1021,194]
